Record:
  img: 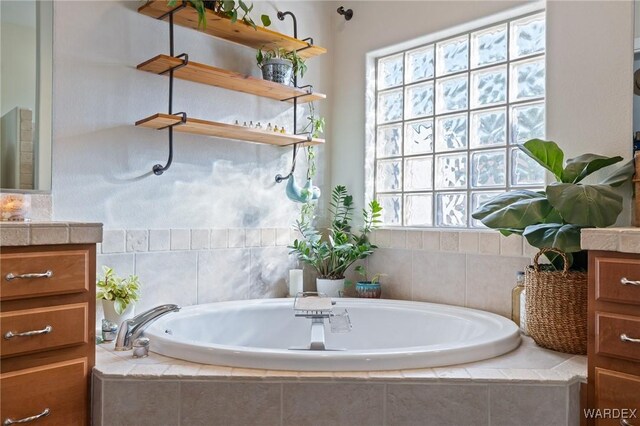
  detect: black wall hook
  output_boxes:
[337,6,353,21]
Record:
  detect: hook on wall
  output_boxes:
[336,6,353,21]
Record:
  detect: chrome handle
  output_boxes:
[3,408,50,425]
[620,277,640,286]
[620,333,640,344]
[621,419,634,426]
[4,325,52,340]
[5,270,53,282]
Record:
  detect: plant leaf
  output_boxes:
[562,154,623,183]
[546,182,623,227]
[601,160,635,187]
[523,223,583,253]
[114,298,127,315]
[261,14,271,26]
[471,190,552,230]
[519,139,564,181]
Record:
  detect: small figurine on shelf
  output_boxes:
[256,122,263,130]
[249,121,254,128]
[266,123,273,132]
[273,125,280,133]
[243,121,248,127]
[234,120,240,126]
[280,127,286,134]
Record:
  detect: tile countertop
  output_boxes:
[0,221,103,246]
[581,227,640,254]
[95,336,587,384]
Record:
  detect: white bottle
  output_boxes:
[520,288,528,335]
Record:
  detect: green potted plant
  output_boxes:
[290,185,382,297]
[96,266,141,324]
[353,265,384,298]
[472,138,633,354]
[472,138,632,270]
[256,48,306,86]
[166,0,271,30]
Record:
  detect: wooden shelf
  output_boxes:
[138,1,327,59]
[137,55,326,104]
[136,113,324,147]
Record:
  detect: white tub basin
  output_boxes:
[144,298,520,371]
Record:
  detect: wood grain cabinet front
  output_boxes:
[0,358,89,426]
[594,368,640,426]
[595,256,640,306]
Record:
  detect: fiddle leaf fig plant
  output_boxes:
[472,139,633,270]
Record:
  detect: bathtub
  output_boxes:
[144,298,520,371]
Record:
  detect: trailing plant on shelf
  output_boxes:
[256,48,306,85]
[96,266,141,316]
[166,0,271,30]
[290,185,382,280]
[471,138,634,270]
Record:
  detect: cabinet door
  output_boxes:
[595,256,640,306]
[595,368,640,426]
[1,358,88,426]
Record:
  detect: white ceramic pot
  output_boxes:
[102,299,135,325]
[316,278,345,298]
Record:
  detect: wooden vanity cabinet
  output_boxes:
[588,251,640,426]
[0,244,96,426]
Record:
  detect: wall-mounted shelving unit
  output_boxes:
[135,0,327,175]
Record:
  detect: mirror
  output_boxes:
[0,0,52,192]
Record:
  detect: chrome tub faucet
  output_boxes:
[114,304,180,351]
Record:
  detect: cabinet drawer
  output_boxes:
[596,312,640,362]
[595,257,640,306]
[1,358,88,426]
[594,368,640,426]
[0,249,89,300]
[0,303,88,358]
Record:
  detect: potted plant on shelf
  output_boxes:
[166,0,271,29]
[353,265,384,299]
[256,48,306,86]
[96,266,141,325]
[472,138,633,354]
[289,185,382,297]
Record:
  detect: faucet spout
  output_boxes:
[114,304,180,351]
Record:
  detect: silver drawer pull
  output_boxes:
[3,408,50,425]
[620,277,640,286]
[621,419,634,426]
[620,333,640,344]
[4,325,52,340]
[5,270,53,282]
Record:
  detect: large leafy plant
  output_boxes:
[96,266,141,315]
[290,186,382,279]
[472,139,633,270]
[166,0,271,29]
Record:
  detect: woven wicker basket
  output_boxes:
[525,248,588,355]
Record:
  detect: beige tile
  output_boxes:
[459,231,479,253]
[170,229,190,250]
[283,383,384,426]
[406,231,423,250]
[478,232,500,254]
[149,229,170,251]
[190,229,210,250]
[126,230,148,252]
[401,368,438,379]
[580,231,619,251]
[275,227,291,246]
[31,223,69,245]
[465,255,530,317]
[197,365,233,377]
[523,239,539,257]
[245,228,261,247]
[261,228,276,246]
[128,364,170,376]
[102,380,180,425]
[69,224,102,244]
[389,230,407,248]
[500,234,523,256]
[387,383,489,425]
[498,369,544,382]
[164,363,202,377]
[181,382,281,425]
[434,367,472,380]
[368,248,412,300]
[412,251,466,306]
[423,230,441,251]
[102,229,125,253]
[619,233,640,254]
[228,228,246,248]
[197,249,250,303]
[375,229,392,248]
[210,229,228,248]
[440,231,460,251]
[489,384,568,426]
[466,368,507,382]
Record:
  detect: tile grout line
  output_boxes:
[280,383,284,426]
[382,383,387,426]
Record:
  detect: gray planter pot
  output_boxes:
[261,58,294,86]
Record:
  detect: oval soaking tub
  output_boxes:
[144,298,520,371]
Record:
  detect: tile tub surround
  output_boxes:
[367,229,535,318]
[581,227,640,254]
[0,221,103,246]
[93,337,586,426]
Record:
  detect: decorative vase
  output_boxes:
[316,278,345,298]
[355,281,382,298]
[102,299,135,326]
[261,58,294,86]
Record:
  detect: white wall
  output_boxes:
[52,1,333,229]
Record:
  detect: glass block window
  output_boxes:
[373,11,546,228]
